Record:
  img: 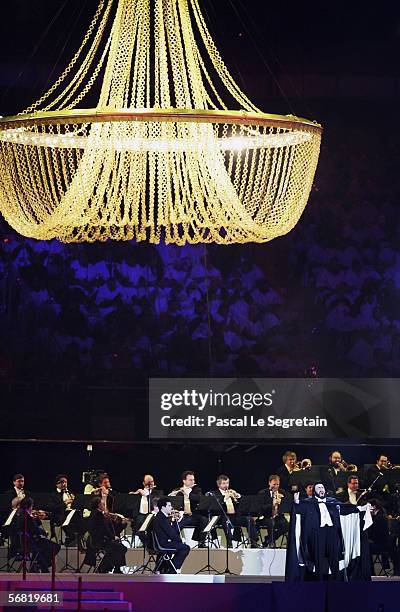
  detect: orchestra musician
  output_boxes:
[211,474,259,548]
[257,474,291,547]
[336,475,361,505]
[321,450,347,494]
[130,474,163,542]
[275,451,298,492]
[10,497,60,572]
[84,497,127,573]
[169,471,208,547]
[90,475,126,536]
[301,481,315,499]
[368,498,394,575]
[90,474,115,512]
[153,497,190,574]
[48,474,86,546]
[365,455,389,485]
[4,474,30,508]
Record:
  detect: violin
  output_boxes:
[104,511,130,525]
[31,509,49,520]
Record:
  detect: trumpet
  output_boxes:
[170,509,183,522]
[225,489,241,501]
[296,458,312,470]
[64,491,75,510]
[346,463,358,472]
[336,460,348,471]
[272,490,284,516]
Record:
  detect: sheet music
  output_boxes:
[138,513,154,532]
[203,515,219,533]
[62,509,76,527]
[3,509,17,526]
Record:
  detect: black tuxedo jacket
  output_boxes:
[91,490,116,512]
[210,489,239,514]
[48,490,77,522]
[257,487,291,516]
[275,467,292,492]
[336,490,354,504]
[4,489,31,508]
[175,486,202,513]
[88,510,115,550]
[153,511,181,548]
[365,465,387,490]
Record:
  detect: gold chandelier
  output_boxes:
[0,0,322,244]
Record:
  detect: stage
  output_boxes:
[0,545,287,576]
[0,572,399,612]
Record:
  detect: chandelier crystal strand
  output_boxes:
[0,0,322,244]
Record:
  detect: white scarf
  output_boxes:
[316,497,333,527]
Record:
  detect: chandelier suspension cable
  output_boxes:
[0,0,322,245]
[0,1,70,109]
[39,0,93,104]
[226,0,296,115]
[23,0,115,114]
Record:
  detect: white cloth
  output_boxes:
[317,499,333,527]
[357,504,373,530]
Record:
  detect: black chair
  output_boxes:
[8,531,45,573]
[152,531,178,574]
[80,534,105,573]
[372,552,392,577]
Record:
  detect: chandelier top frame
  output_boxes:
[0,108,322,133]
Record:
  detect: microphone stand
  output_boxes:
[207,492,237,575]
[356,472,383,505]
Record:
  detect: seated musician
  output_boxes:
[90,474,115,511]
[368,498,392,574]
[336,475,361,505]
[169,470,207,547]
[130,474,163,540]
[48,474,86,546]
[153,497,190,574]
[301,481,315,499]
[84,497,127,573]
[257,474,291,547]
[364,455,395,511]
[212,474,259,548]
[84,471,108,495]
[4,474,29,507]
[365,454,389,486]
[90,474,126,537]
[10,497,60,572]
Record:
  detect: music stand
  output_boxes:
[60,494,91,573]
[288,468,321,493]
[196,514,220,574]
[204,493,237,575]
[0,508,17,571]
[236,495,264,548]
